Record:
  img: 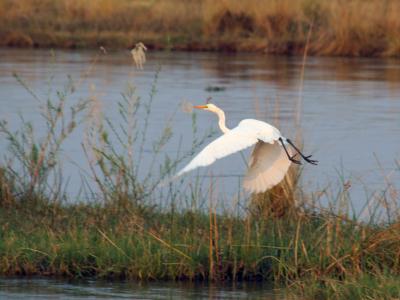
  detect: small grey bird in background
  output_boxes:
[131,42,147,69]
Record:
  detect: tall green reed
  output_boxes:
[0,73,87,204]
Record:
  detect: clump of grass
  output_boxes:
[0,58,399,300]
[0,0,400,56]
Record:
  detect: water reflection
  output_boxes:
[198,53,300,89]
[0,278,283,299]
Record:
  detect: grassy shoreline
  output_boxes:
[1,0,400,57]
[1,193,400,299]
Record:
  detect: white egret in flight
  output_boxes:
[175,102,317,193]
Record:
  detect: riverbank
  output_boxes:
[1,189,399,299]
[1,0,399,57]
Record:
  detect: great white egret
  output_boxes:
[175,103,317,193]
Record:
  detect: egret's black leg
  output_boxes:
[279,137,302,165]
[286,138,318,165]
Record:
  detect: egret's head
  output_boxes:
[194,103,219,113]
[194,102,228,133]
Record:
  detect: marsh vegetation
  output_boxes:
[1,0,400,57]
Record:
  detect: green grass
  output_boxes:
[0,192,399,300]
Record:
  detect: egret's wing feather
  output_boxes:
[243,141,291,193]
[175,126,258,177]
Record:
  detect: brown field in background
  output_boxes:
[0,0,399,56]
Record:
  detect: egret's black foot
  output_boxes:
[303,155,318,165]
[285,138,318,166]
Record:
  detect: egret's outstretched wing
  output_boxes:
[243,141,291,193]
[175,121,265,178]
[175,118,284,181]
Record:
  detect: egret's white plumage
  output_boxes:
[243,141,291,193]
[176,120,268,177]
[175,103,316,193]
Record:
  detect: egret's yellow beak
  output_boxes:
[194,105,208,109]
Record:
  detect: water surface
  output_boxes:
[0,49,399,213]
[0,278,282,299]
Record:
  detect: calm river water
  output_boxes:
[0,48,399,213]
[0,278,282,299]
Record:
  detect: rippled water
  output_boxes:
[0,49,399,212]
[0,278,282,299]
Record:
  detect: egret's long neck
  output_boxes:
[215,108,230,134]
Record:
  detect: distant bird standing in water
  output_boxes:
[175,102,317,193]
[131,42,147,69]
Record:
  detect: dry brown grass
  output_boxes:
[0,0,399,56]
